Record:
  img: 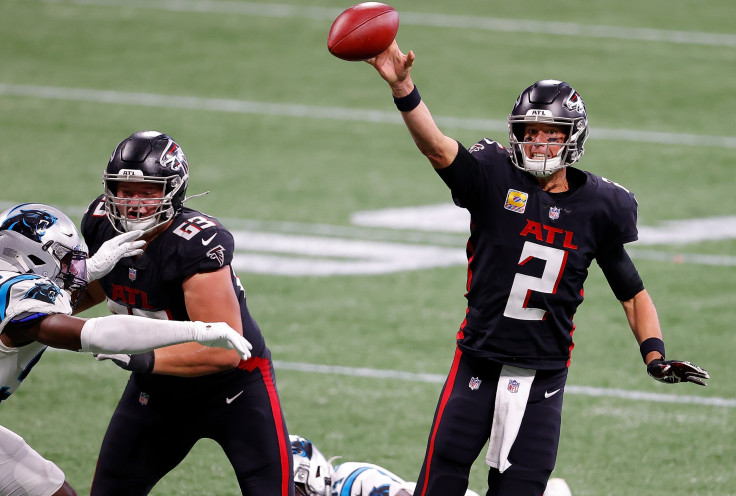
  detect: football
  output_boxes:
[327,2,399,61]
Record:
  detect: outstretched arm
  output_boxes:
[24,313,251,359]
[366,41,458,169]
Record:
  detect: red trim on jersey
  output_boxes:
[567,323,576,367]
[465,237,475,292]
[239,357,291,495]
[417,346,463,496]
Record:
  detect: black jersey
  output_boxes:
[81,196,268,392]
[437,140,638,369]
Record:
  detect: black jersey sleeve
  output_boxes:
[170,215,235,279]
[596,244,644,301]
[436,139,509,209]
[81,195,108,257]
[598,177,639,247]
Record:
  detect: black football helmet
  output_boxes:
[103,131,189,233]
[0,203,88,307]
[507,80,589,177]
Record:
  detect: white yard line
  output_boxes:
[274,360,735,408]
[36,0,736,48]
[2,83,736,149]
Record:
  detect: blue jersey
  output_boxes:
[0,271,72,403]
[437,140,638,369]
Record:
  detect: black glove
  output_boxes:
[94,351,155,373]
[647,359,709,386]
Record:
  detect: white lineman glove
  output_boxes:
[192,322,253,360]
[87,230,145,281]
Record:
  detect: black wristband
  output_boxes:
[393,85,421,112]
[639,337,665,363]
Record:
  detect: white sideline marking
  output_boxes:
[274,360,735,408]
[2,83,736,149]
[37,0,736,48]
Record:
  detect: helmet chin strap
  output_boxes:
[522,155,563,177]
[122,217,158,234]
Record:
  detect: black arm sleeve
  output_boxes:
[596,244,644,301]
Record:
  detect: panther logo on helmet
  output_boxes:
[0,209,58,243]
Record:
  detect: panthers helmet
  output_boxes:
[0,203,88,307]
[103,130,189,233]
[290,435,333,496]
[508,80,589,177]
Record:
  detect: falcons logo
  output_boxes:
[159,139,189,173]
[206,245,226,267]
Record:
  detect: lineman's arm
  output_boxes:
[145,266,245,376]
[367,41,458,169]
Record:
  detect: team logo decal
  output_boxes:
[128,268,137,282]
[23,282,61,304]
[564,90,586,114]
[159,139,189,173]
[469,377,482,390]
[139,392,150,406]
[507,379,520,393]
[469,143,484,153]
[549,206,561,220]
[0,209,58,242]
[206,245,226,267]
[504,189,528,214]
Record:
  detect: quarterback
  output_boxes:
[357,40,711,496]
[0,203,251,496]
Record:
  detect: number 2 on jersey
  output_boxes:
[503,241,567,321]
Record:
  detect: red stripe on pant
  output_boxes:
[416,346,463,496]
[240,357,291,495]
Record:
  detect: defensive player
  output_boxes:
[0,203,252,496]
[289,435,481,496]
[81,131,293,495]
[355,41,710,496]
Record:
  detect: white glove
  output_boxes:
[86,230,145,281]
[192,322,253,360]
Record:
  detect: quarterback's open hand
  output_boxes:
[647,359,710,386]
[193,322,252,360]
[87,230,145,281]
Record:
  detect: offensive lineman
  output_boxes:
[0,203,252,496]
[81,131,293,495]
[353,41,711,496]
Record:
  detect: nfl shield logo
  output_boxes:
[469,377,482,390]
[139,392,149,406]
[129,268,137,282]
[549,206,561,220]
[507,380,520,393]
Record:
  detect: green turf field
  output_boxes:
[1,1,734,495]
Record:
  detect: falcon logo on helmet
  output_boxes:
[159,140,189,173]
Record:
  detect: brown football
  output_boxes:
[327,2,399,61]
